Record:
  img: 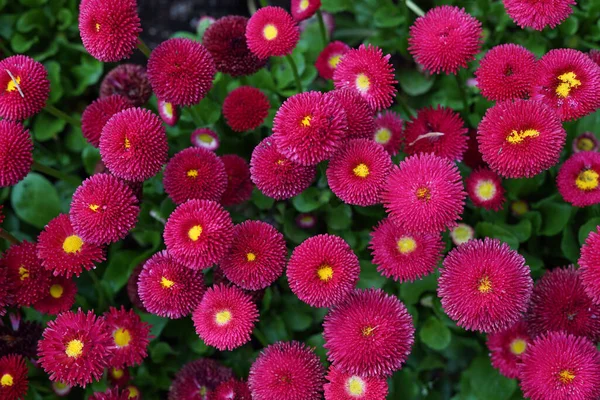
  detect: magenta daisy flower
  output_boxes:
[0,120,32,187]
[169,359,233,400]
[220,155,253,207]
[81,95,133,148]
[503,0,576,31]
[0,55,50,121]
[315,41,350,80]
[0,354,28,400]
[373,111,403,155]
[4,241,51,306]
[449,223,475,246]
[557,151,600,207]
[103,306,150,368]
[328,89,375,140]
[580,226,600,304]
[100,64,151,107]
[466,167,505,210]
[32,275,77,315]
[245,6,300,58]
[222,86,270,132]
[486,320,530,379]
[89,387,130,400]
[158,99,179,126]
[191,128,220,151]
[572,132,599,153]
[209,379,251,400]
[324,365,388,400]
[291,0,321,21]
[108,367,130,388]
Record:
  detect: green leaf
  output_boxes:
[465,356,517,400]
[559,15,579,36]
[398,68,436,96]
[189,97,221,125]
[139,312,169,340]
[251,188,275,210]
[400,273,438,305]
[357,260,387,289]
[374,6,404,28]
[579,217,600,245]
[56,8,73,31]
[102,250,139,294]
[16,9,46,33]
[45,61,63,104]
[19,0,47,6]
[32,112,66,141]
[321,0,351,13]
[561,226,580,263]
[150,342,177,363]
[537,202,571,236]
[82,146,101,176]
[325,204,352,230]
[475,222,519,249]
[11,32,38,53]
[292,187,332,213]
[11,173,60,229]
[420,316,451,350]
[71,56,103,95]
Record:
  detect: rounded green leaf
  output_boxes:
[420,316,451,350]
[11,173,60,229]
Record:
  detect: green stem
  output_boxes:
[285,55,303,93]
[186,106,203,126]
[87,269,106,312]
[137,38,151,58]
[406,0,425,16]
[397,96,415,119]
[316,9,328,47]
[258,0,268,7]
[253,328,269,347]
[454,73,469,113]
[0,229,19,245]
[44,104,81,128]
[32,161,82,187]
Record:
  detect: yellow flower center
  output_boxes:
[299,0,310,10]
[511,200,528,216]
[506,129,540,144]
[62,234,83,254]
[397,237,417,254]
[478,276,492,294]
[317,265,333,282]
[374,128,391,144]
[361,326,375,337]
[124,138,131,149]
[127,386,139,398]
[576,169,599,191]
[510,338,527,355]
[6,75,21,93]
[114,328,131,347]
[0,374,13,387]
[263,24,278,40]
[50,284,64,299]
[65,339,84,358]
[188,225,203,241]
[451,224,473,245]
[247,252,256,262]
[161,276,175,289]
[475,180,496,201]
[215,310,232,326]
[198,134,214,144]
[328,54,342,69]
[187,169,199,178]
[89,204,100,212]
[18,266,29,281]
[346,376,365,396]
[355,73,370,92]
[556,72,581,98]
[163,102,173,117]
[558,369,575,384]
[353,163,370,178]
[301,115,312,127]
[95,23,100,32]
[416,187,431,201]
[112,368,125,379]
[577,137,595,151]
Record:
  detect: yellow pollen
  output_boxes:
[558,369,576,384]
[511,200,528,216]
[50,284,64,299]
[478,276,492,294]
[416,187,431,201]
[475,180,496,201]
[95,23,100,32]
[276,159,285,165]
[112,368,125,379]
[451,225,473,245]
[353,163,370,178]
[510,338,527,356]
[247,252,256,262]
[374,128,391,144]
[301,115,312,127]
[188,225,203,241]
[506,129,540,144]
[187,169,199,178]
[62,235,83,254]
[263,24,278,40]
[114,328,132,347]
[6,75,21,93]
[397,237,417,254]
[161,276,175,289]
[577,138,595,151]
[163,102,173,117]
[362,326,375,337]
[127,386,139,398]
[317,265,333,282]
[198,134,214,144]
[18,266,29,281]
[346,376,365,396]
[0,374,13,387]
[65,339,84,358]
[199,386,208,396]
[355,73,370,92]
[89,204,100,212]
[215,310,232,326]
[576,169,599,191]
[124,138,131,149]
[556,72,581,98]
[328,54,342,69]
[299,0,310,10]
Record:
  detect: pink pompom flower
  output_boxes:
[222,86,270,132]
[220,155,253,207]
[103,306,151,368]
[0,120,32,187]
[81,95,133,148]
[373,111,403,156]
[324,365,388,400]
[465,167,506,210]
[579,226,600,304]
[503,0,576,31]
[557,151,600,207]
[486,320,531,379]
[315,41,350,80]
[0,55,50,121]
[245,6,300,58]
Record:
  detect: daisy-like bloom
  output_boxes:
[191,128,220,151]
[127,265,147,312]
[520,331,600,400]
[287,234,360,308]
[0,319,43,359]
[208,379,251,400]
[78,0,141,62]
[169,359,233,400]
[503,0,576,31]
[291,0,321,21]
[249,341,325,400]
[465,167,506,210]
[557,151,600,207]
[572,132,599,153]
[486,320,530,379]
[100,64,152,107]
[590,49,600,67]
[326,139,393,206]
[89,388,130,400]
[463,128,485,170]
[125,386,140,399]
[477,99,566,178]
[147,38,216,106]
[250,137,316,200]
[3,241,51,306]
[212,265,265,304]
[38,310,114,387]
[475,44,537,102]
[580,227,600,304]
[449,223,475,246]
[33,276,77,315]
[158,99,179,126]
[526,266,600,341]
[103,306,151,368]
[37,214,106,278]
[81,95,133,148]
[438,238,533,333]
[192,284,259,351]
[315,41,350,80]
[219,220,286,290]
[531,49,600,121]
[329,89,375,140]
[382,153,466,233]
[273,91,347,166]
[0,354,28,399]
[0,55,50,121]
[163,147,227,205]
[408,6,482,75]
[108,367,130,388]
[70,173,140,245]
[203,16,267,77]
[220,155,253,207]
[323,288,414,377]
[245,6,300,58]
[222,86,270,132]
[323,365,388,400]
[138,251,206,319]
[333,44,397,111]
[369,218,444,282]
[404,106,468,161]
[373,111,403,156]
[0,120,32,187]
[100,107,168,182]
[296,213,316,229]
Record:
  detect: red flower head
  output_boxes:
[590,49,600,67]
[4,241,50,306]
[438,238,533,333]
[573,132,599,153]
[70,173,140,245]
[208,379,251,400]
[37,213,106,278]
[0,319,43,360]
[463,128,485,169]
[333,44,397,111]
[329,89,375,140]
[89,388,130,400]
[158,99,179,126]
[191,128,220,151]
[404,106,468,161]
[78,0,141,62]
[147,38,216,106]
[246,6,300,58]
[164,199,234,270]
[33,275,77,315]
[192,284,259,351]
[315,41,350,80]
[369,218,444,282]
[465,167,505,210]
[38,309,114,387]
[0,55,50,121]
[557,151,600,207]
[475,44,537,101]
[520,332,600,400]
[250,138,316,200]
[222,86,270,132]
[127,264,146,312]
[103,306,151,368]
[324,365,388,400]
[0,354,28,399]
[580,226,600,304]
[273,91,347,166]
[108,367,130,388]
[291,0,321,21]
[503,0,576,30]
[408,6,482,75]
[220,155,253,207]
[382,153,466,233]
[219,220,286,290]
[326,139,393,206]
[532,49,600,121]
[287,234,360,308]
[477,99,566,178]
[373,111,403,156]
[169,359,233,400]
[100,64,151,107]
[449,223,475,246]
[163,147,228,205]
[486,320,531,379]
[138,251,206,319]
[203,16,267,77]
[0,120,32,187]
[0,269,13,317]
[249,341,325,400]
[323,288,414,377]
[81,95,133,148]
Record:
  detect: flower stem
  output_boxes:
[316,9,328,47]
[32,161,82,187]
[406,0,425,16]
[0,229,19,245]
[285,54,303,93]
[87,269,106,312]
[186,106,203,126]
[44,104,81,128]
[454,73,469,113]
[137,38,152,58]
[258,0,268,7]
